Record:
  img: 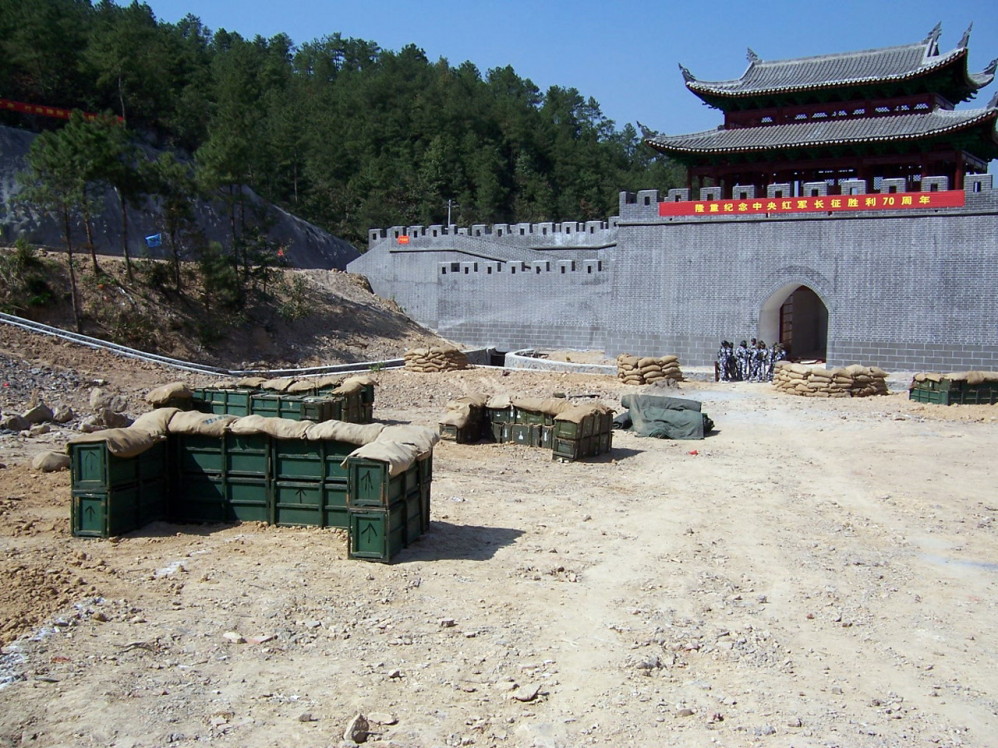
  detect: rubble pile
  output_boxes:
[773,362,889,398]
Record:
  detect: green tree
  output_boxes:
[147,151,197,291]
[15,116,89,330]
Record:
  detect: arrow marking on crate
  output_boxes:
[360,470,374,492]
[361,522,377,542]
[85,506,96,519]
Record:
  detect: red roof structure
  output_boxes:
[647,24,998,194]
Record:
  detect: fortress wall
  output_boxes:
[368,219,618,251]
[608,207,998,369]
[351,176,998,372]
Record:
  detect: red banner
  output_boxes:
[396,235,410,244]
[658,189,966,216]
[0,98,123,123]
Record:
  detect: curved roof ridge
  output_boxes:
[645,107,998,156]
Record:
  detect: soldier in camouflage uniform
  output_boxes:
[735,340,750,381]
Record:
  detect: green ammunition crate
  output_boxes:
[488,422,510,443]
[70,442,140,491]
[438,421,484,444]
[552,436,586,462]
[272,439,324,481]
[250,393,308,420]
[304,396,342,422]
[514,408,549,426]
[417,454,433,485]
[274,480,324,526]
[553,418,583,440]
[909,386,950,404]
[172,474,227,522]
[538,425,554,449]
[346,458,408,507]
[225,433,270,477]
[348,503,407,562]
[510,423,534,446]
[957,384,998,404]
[71,484,141,538]
[272,439,355,482]
[359,383,375,405]
[138,478,169,524]
[404,491,422,545]
[324,482,349,529]
[137,441,169,482]
[192,388,253,417]
[225,477,271,522]
[552,432,613,462]
[175,434,225,475]
[419,481,431,533]
[487,406,512,424]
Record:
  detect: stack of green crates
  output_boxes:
[70,440,169,537]
[552,410,614,462]
[172,432,228,522]
[478,402,613,461]
[71,427,431,562]
[191,386,372,424]
[438,404,486,444]
[345,455,429,562]
[909,377,998,405]
[271,436,355,529]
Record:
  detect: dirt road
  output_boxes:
[1,364,997,747]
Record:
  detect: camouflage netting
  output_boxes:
[404,345,469,373]
[616,355,684,385]
[773,362,889,398]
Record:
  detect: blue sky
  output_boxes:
[144,0,998,136]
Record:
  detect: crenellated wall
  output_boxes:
[368,218,618,249]
[349,175,998,371]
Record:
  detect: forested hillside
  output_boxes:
[0,0,683,246]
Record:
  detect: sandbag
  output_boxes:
[131,408,181,435]
[228,415,312,440]
[511,397,573,417]
[376,424,440,459]
[68,428,165,458]
[344,440,422,477]
[146,382,193,406]
[306,421,385,444]
[166,411,237,437]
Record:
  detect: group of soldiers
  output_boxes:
[715,338,787,382]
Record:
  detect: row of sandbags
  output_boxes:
[772,362,889,398]
[404,346,469,373]
[146,375,376,406]
[616,354,684,385]
[912,371,998,386]
[67,409,437,477]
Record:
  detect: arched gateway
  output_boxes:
[759,284,828,362]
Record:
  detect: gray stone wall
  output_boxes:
[350,176,998,372]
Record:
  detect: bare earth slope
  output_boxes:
[1,337,997,747]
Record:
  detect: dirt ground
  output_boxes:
[1,344,998,747]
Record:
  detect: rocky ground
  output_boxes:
[1,336,997,748]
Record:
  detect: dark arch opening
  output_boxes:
[760,284,828,362]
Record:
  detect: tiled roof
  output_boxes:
[685,40,994,100]
[646,107,998,155]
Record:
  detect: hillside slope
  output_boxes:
[0,251,448,369]
[0,125,359,270]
